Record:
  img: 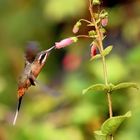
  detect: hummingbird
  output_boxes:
[13,42,55,125]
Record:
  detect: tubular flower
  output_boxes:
[55,37,78,49]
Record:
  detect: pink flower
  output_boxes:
[90,44,97,57]
[72,26,79,34]
[55,37,78,49]
[62,53,81,71]
[101,17,108,27]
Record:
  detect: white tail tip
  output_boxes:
[13,110,19,125]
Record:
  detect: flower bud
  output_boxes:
[72,21,81,34]
[90,43,97,57]
[92,0,101,5]
[101,17,108,27]
[88,30,96,37]
[55,37,78,49]
[100,27,106,34]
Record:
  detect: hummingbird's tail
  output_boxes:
[13,96,23,125]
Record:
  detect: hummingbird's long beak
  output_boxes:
[13,96,23,125]
[45,46,55,53]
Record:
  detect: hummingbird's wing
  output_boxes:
[25,41,39,64]
[28,74,36,86]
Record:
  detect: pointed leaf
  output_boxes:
[90,54,101,61]
[101,111,131,135]
[94,131,107,140]
[82,84,106,94]
[112,82,139,91]
[102,46,113,57]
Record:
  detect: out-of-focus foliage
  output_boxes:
[44,0,86,22]
[0,0,140,140]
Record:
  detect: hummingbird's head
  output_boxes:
[25,41,39,63]
[25,41,55,65]
[37,51,49,65]
[35,45,55,65]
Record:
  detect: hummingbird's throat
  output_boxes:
[38,53,48,64]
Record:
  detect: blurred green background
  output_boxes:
[0,0,140,140]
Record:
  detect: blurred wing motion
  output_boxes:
[25,41,39,63]
[35,80,60,97]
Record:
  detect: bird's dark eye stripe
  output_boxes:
[39,53,46,64]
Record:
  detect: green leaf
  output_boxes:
[94,131,107,140]
[102,46,113,57]
[112,82,139,91]
[90,54,101,61]
[101,111,131,135]
[82,84,106,94]
[82,82,138,95]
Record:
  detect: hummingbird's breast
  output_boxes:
[31,51,48,77]
[17,51,48,98]
[31,61,45,78]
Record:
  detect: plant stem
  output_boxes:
[79,19,92,24]
[102,56,113,118]
[77,35,91,38]
[88,0,113,139]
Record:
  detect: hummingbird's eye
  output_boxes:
[38,53,47,64]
